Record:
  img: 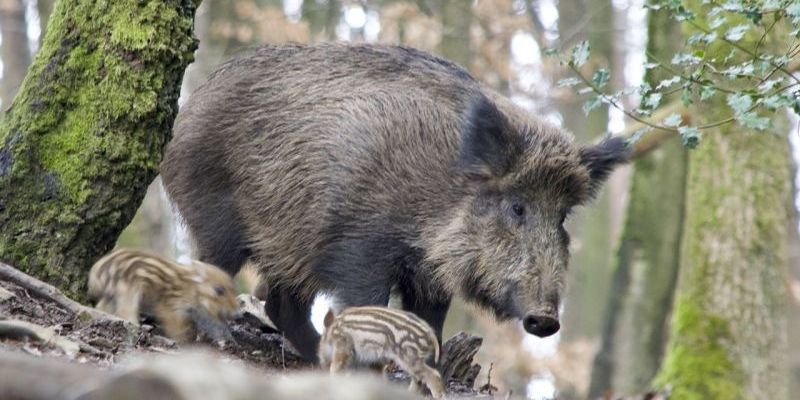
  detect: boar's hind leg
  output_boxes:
[182,191,250,276]
[264,286,320,363]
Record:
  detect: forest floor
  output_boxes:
[0,264,665,400]
[0,265,493,399]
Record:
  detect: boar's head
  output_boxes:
[428,95,628,338]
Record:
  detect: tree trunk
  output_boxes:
[588,10,686,397]
[0,0,31,107]
[436,0,472,68]
[654,8,791,398]
[0,0,201,301]
[558,0,615,341]
[36,0,55,43]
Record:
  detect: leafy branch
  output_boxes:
[549,0,800,149]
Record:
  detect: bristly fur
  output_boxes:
[88,248,238,342]
[160,42,628,361]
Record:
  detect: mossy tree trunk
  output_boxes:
[588,10,686,397]
[654,6,791,399]
[0,0,201,301]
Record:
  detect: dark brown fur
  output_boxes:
[160,43,627,361]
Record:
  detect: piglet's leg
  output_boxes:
[329,339,354,373]
[111,285,143,324]
[154,303,194,342]
[412,363,445,399]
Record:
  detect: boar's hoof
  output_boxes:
[523,315,560,337]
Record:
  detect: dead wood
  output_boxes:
[0,262,114,321]
[440,331,483,388]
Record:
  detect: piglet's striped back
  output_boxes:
[333,306,440,363]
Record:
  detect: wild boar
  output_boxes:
[319,306,444,398]
[88,248,238,342]
[160,43,628,361]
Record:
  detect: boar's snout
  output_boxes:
[522,300,560,337]
[523,314,560,337]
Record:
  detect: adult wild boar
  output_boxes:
[160,43,628,362]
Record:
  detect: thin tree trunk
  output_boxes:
[0,0,201,301]
[436,0,471,68]
[655,7,791,398]
[0,0,31,107]
[36,0,55,42]
[588,9,686,397]
[558,0,615,341]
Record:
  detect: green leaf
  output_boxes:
[700,85,716,101]
[571,41,590,67]
[682,87,694,106]
[662,113,683,127]
[644,92,663,109]
[737,112,770,130]
[709,15,727,29]
[757,79,782,93]
[583,96,602,115]
[788,3,800,23]
[722,62,754,77]
[678,126,700,149]
[592,69,610,88]
[656,75,681,90]
[671,52,702,66]
[556,77,582,87]
[720,0,744,12]
[726,93,752,115]
[724,24,750,42]
[761,94,794,110]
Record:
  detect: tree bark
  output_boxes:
[0,0,31,107]
[588,10,686,397]
[654,7,791,398]
[0,0,201,301]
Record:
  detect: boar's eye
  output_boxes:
[511,203,525,218]
[213,285,226,296]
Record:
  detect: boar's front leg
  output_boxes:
[398,281,451,346]
[263,286,320,363]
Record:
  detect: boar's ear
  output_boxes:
[579,136,630,195]
[323,309,335,329]
[456,96,523,179]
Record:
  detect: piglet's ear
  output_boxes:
[580,136,630,195]
[323,309,335,329]
[456,96,523,179]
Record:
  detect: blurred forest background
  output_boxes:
[1,0,799,399]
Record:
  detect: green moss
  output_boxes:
[655,298,745,400]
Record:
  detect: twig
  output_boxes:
[0,262,116,321]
